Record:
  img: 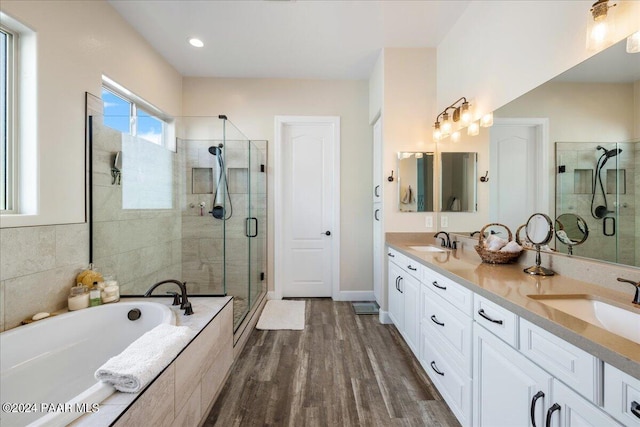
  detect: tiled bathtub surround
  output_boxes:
[91,120,183,295]
[0,223,89,331]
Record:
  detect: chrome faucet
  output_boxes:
[434,231,456,249]
[144,279,194,315]
[617,278,640,305]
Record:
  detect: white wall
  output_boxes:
[182,78,371,294]
[369,50,384,124]
[0,1,182,330]
[437,0,640,120]
[381,48,438,232]
[0,0,182,228]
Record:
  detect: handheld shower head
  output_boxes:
[605,148,622,158]
[208,146,219,156]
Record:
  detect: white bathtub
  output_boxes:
[0,301,175,427]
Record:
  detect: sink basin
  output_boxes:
[409,245,447,253]
[528,295,640,344]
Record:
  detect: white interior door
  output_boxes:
[489,119,548,233]
[275,117,340,298]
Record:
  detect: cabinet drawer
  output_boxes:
[387,247,406,266]
[403,258,422,279]
[421,327,472,427]
[422,267,473,315]
[473,295,518,348]
[422,290,472,375]
[519,318,601,404]
[604,363,640,426]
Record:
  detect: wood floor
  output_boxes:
[204,299,460,427]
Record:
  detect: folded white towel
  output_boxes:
[95,323,192,393]
[499,241,523,253]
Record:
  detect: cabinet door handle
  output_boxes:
[374,209,380,221]
[395,276,400,291]
[408,265,417,271]
[430,315,445,327]
[431,281,446,290]
[388,253,395,258]
[545,403,560,427]
[374,185,380,197]
[430,361,444,376]
[478,309,504,325]
[530,391,545,427]
[398,277,403,294]
[631,401,640,419]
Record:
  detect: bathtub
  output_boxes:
[0,301,174,427]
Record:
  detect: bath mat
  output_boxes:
[256,300,306,330]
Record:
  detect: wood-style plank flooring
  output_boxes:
[204,299,460,426]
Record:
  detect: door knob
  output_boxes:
[323,231,331,236]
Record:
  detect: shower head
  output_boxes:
[605,148,622,158]
[208,146,220,156]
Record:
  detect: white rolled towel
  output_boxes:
[499,241,523,253]
[484,235,508,251]
[95,323,193,393]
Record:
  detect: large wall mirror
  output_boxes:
[440,152,477,212]
[397,152,434,212]
[491,36,640,268]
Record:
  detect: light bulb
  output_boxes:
[433,122,442,141]
[467,121,480,136]
[188,38,204,48]
[441,113,452,136]
[586,0,616,51]
[627,31,640,53]
[480,113,494,127]
[451,131,461,143]
[460,101,472,125]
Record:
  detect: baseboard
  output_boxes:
[378,310,392,324]
[267,291,278,300]
[333,290,375,301]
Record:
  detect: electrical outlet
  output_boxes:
[425,216,433,228]
[441,216,449,228]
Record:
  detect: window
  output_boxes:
[101,81,169,147]
[0,26,15,212]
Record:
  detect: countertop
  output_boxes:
[386,235,640,379]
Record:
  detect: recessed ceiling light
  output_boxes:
[188,38,204,48]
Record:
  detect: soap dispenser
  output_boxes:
[89,282,102,307]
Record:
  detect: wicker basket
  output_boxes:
[474,223,523,264]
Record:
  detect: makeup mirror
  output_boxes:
[523,213,555,276]
[555,213,589,255]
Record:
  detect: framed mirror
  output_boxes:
[397,152,434,212]
[440,152,477,212]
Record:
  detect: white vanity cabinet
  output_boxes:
[387,248,420,353]
[548,380,621,427]
[604,363,640,426]
[421,265,473,426]
[473,323,552,427]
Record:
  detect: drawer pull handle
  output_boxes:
[388,253,395,257]
[398,277,403,294]
[530,391,545,427]
[431,281,447,290]
[430,315,445,327]
[430,361,444,376]
[408,265,417,271]
[478,309,503,325]
[545,403,560,427]
[631,401,640,419]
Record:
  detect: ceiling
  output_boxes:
[108,0,471,80]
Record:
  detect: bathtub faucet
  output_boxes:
[144,279,194,315]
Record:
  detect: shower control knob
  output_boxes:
[324,231,331,236]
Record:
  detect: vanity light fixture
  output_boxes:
[587,0,616,51]
[188,37,204,48]
[433,96,483,142]
[627,31,640,53]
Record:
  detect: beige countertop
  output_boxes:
[386,234,640,379]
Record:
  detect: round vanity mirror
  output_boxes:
[523,213,555,276]
[555,213,589,255]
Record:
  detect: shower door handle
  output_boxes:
[603,216,615,237]
[245,217,258,238]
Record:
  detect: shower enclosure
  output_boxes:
[89,111,267,331]
[555,140,638,266]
